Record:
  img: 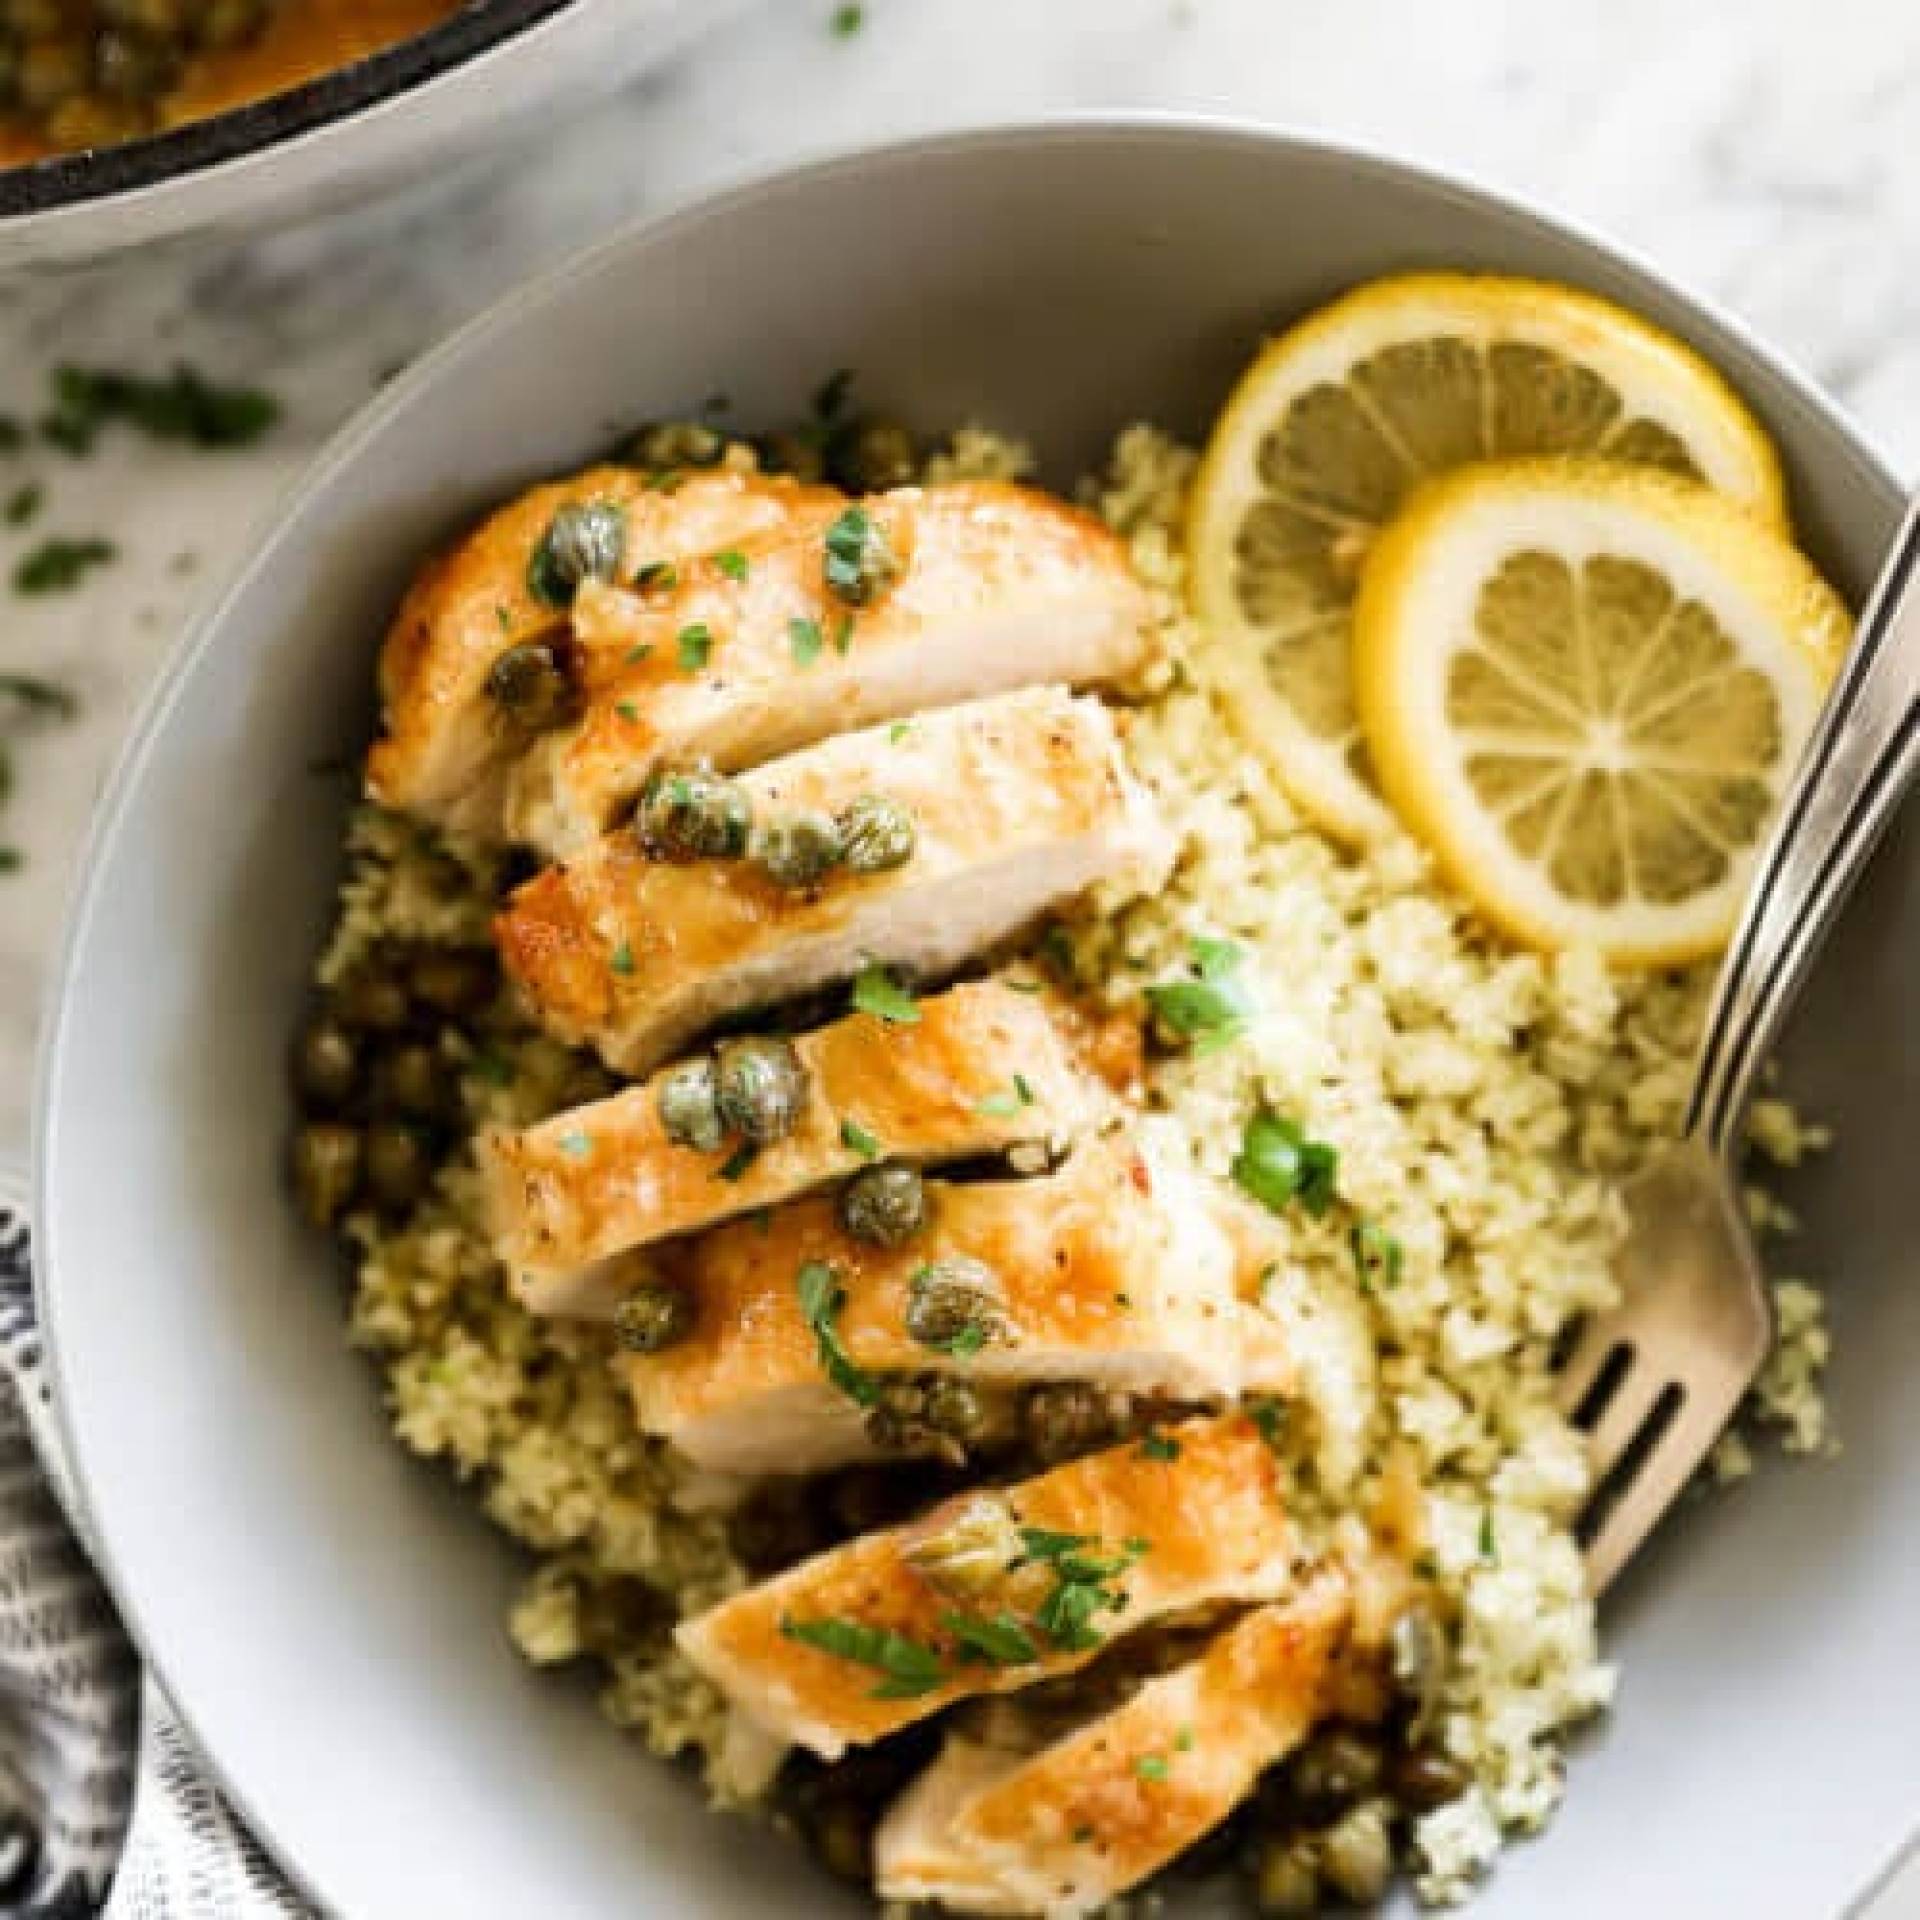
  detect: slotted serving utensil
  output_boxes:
[1562,493,1920,1593]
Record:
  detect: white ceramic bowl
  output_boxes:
[34,122,1918,1919]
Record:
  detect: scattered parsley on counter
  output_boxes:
[14,536,115,595]
[40,363,279,454]
[0,672,79,874]
[4,483,42,527]
[830,3,865,35]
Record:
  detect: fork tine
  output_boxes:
[1555,1314,1626,1421]
[1582,1381,1743,1594]
[1582,1361,1668,1471]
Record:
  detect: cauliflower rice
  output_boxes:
[317,424,1832,1908]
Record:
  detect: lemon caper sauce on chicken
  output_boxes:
[292,305,1835,1915]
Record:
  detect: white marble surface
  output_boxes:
[4,0,1920,1908]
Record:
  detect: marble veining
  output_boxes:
[4,0,1920,1159]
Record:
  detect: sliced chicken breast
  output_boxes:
[675,1412,1300,1759]
[481,981,1104,1315]
[503,481,1157,857]
[495,687,1173,1075]
[874,1572,1352,1915]
[366,468,835,834]
[621,1137,1270,1475]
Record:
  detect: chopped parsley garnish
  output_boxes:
[823,506,899,606]
[1479,1510,1499,1564]
[942,1610,1038,1667]
[1134,1754,1170,1784]
[833,611,856,653]
[624,643,654,666]
[634,560,679,593]
[495,603,513,631]
[1016,1527,1145,1653]
[851,963,919,1025]
[558,1131,594,1160]
[1145,935,1250,1054]
[779,1615,945,1698]
[974,1078,1032,1118]
[1138,1430,1181,1463]
[888,720,913,744]
[5,483,41,527]
[1231,1108,1338,1217]
[1247,1397,1289,1457]
[715,1141,759,1182]
[610,942,636,976]
[643,468,685,494]
[1175,1725,1195,1752]
[615,701,640,723]
[788,615,824,666]
[840,1117,882,1160]
[676,622,714,671]
[40,363,278,454]
[1351,1219,1404,1290]
[14,536,114,595]
[830,2,864,35]
[713,547,749,582]
[797,1259,878,1408]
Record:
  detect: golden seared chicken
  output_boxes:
[619,1138,1294,1475]
[874,1573,1352,1915]
[480,981,1104,1316]
[503,481,1157,856]
[675,1414,1300,1759]
[495,688,1172,1075]
[366,469,832,834]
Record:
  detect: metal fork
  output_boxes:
[1561,491,1920,1594]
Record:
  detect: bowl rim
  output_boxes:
[0,0,577,221]
[32,111,1908,1913]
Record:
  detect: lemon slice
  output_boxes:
[1187,273,1790,840]
[1351,459,1848,964]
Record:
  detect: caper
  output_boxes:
[714,1034,809,1145]
[904,1493,1029,1604]
[1318,1801,1394,1906]
[839,1164,930,1249]
[655,1054,725,1152]
[827,417,918,493]
[1286,1727,1385,1820]
[363,1123,433,1213]
[866,1375,983,1460]
[375,1042,450,1122]
[290,1122,362,1228]
[904,1255,1006,1353]
[1386,1743,1472,1813]
[612,1282,695,1354]
[921,1376,985,1441]
[808,1797,872,1885]
[333,967,412,1034]
[751,808,843,890]
[836,793,916,874]
[1390,1601,1451,1740]
[408,947,496,1018]
[485,638,581,734]
[634,761,751,863]
[197,0,264,48]
[17,34,85,108]
[753,428,827,484]
[1022,1382,1113,1465]
[95,25,176,100]
[1251,1836,1322,1919]
[292,1019,359,1111]
[622,420,727,471]
[527,500,626,608]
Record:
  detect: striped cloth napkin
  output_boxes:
[0,1181,302,1918]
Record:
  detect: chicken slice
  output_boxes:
[503,481,1157,857]
[495,687,1172,1075]
[874,1572,1352,1915]
[620,1137,1272,1475]
[674,1412,1299,1759]
[481,980,1104,1315]
[365,468,836,835]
